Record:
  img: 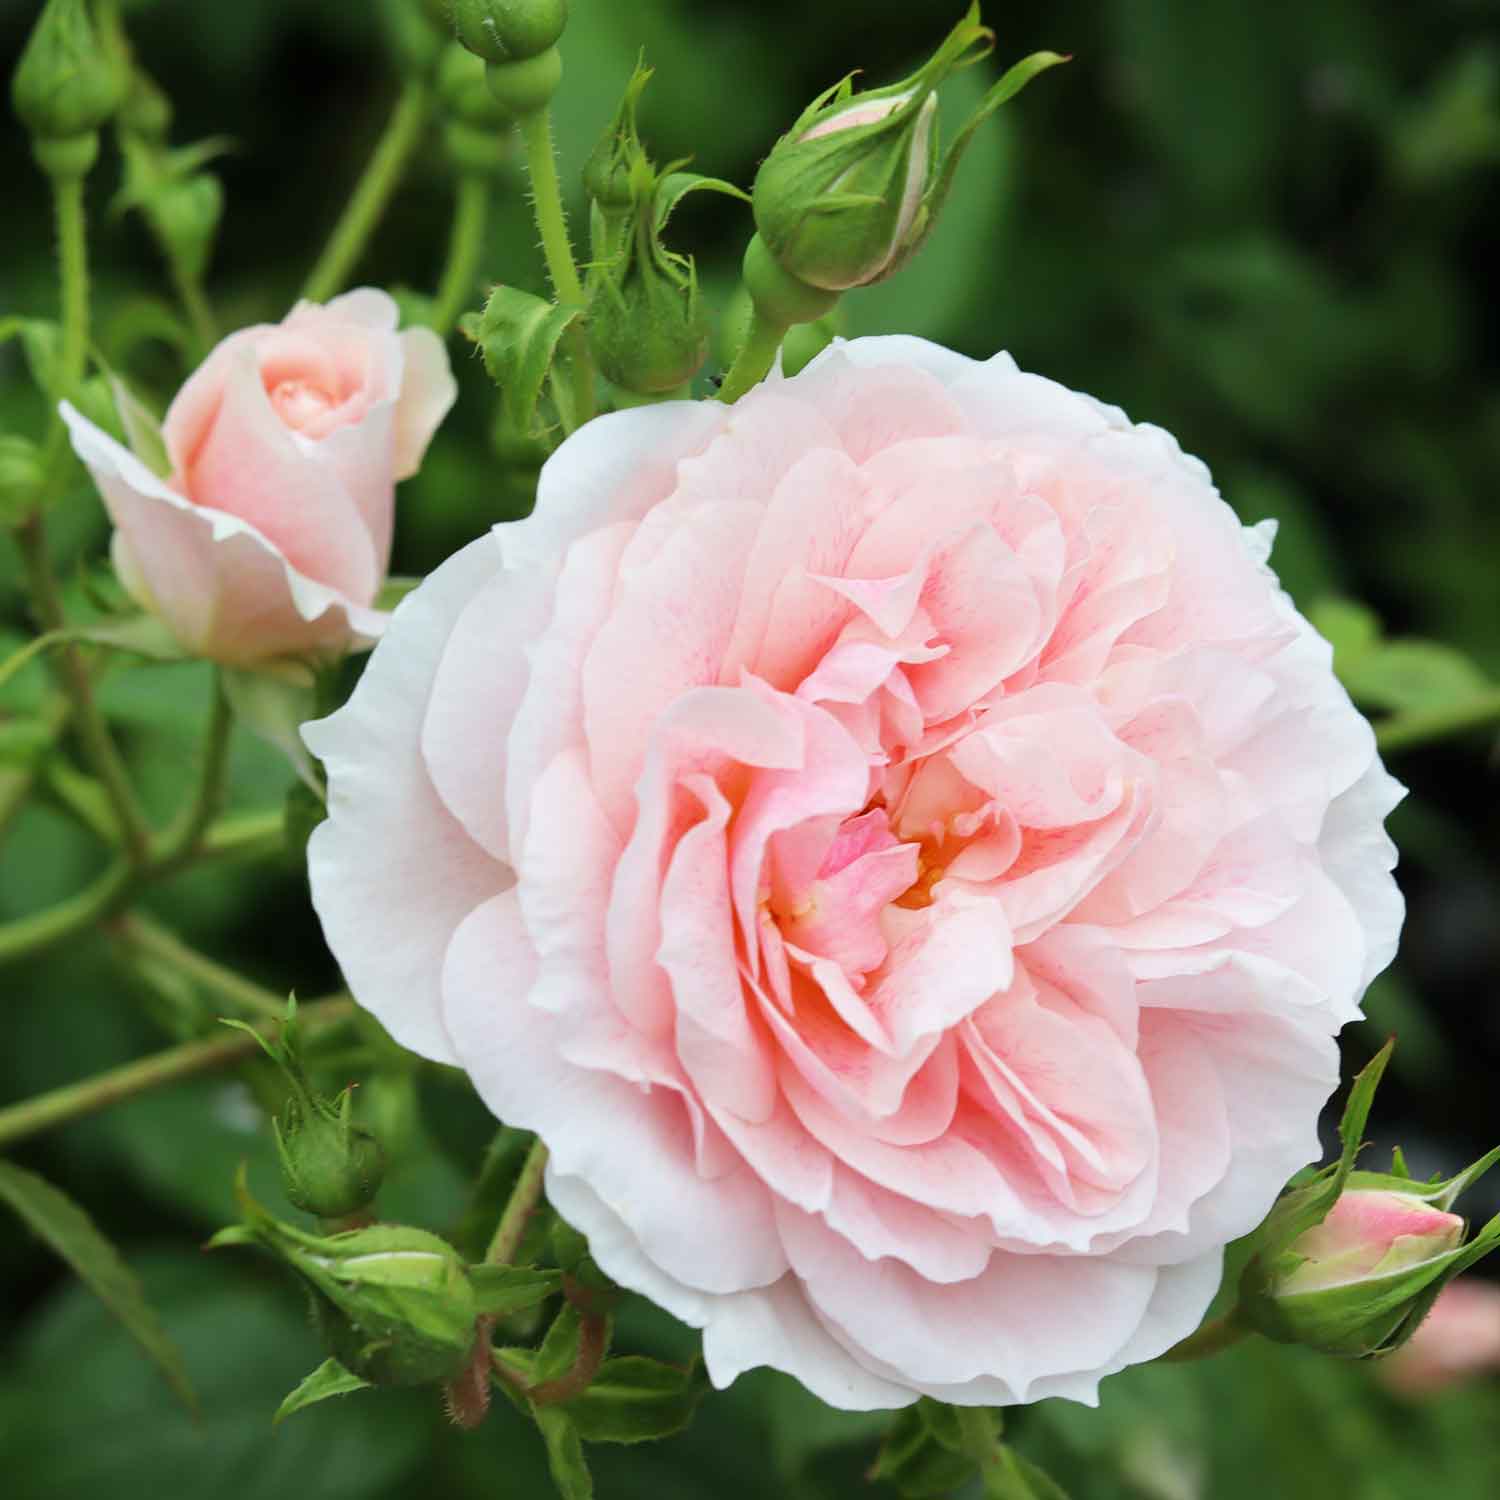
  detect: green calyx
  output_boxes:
[1236,1041,1500,1359]
[483,47,561,120]
[583,61,747,395]
[453,0,568,65]
[752,3,1065,292]
[11,0,125,149]
[222,999,385,1220]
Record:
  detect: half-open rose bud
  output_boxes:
[751,4,1064,292]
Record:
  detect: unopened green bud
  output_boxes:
[150,173,223,283]
[436,40,506,128]
[275,1086,385,1220]
[0,435,46,528]
[223,1000,385,1218]
[752,5,1064,292]
[213,1178,477,1386]
[483,47,561,120]
[453,0,567,64]
[119,67,171,143]
[12,0,124,152]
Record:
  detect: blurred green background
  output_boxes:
[3,0,1500,1495]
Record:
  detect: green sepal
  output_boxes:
[272,1357,373,1426]
[469,1264,562,1318]
[465,287,582,445]
[221,665,323,793]
[559,1356,708,1445]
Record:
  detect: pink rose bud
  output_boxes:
[751,5,1065,293]
[1379,1278,1500,1396]
[62,289,456,667]
[1283,1190,1465,1294]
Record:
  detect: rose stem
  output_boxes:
[431,174,491,337]
[302,79,431,304]
[0,996,355,1151]
[517,106,595,431]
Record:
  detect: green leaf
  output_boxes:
[534,1301,585,1382]
[469,1264,563,1318]
[561,1356,707,1444]
[0,1161,196,1413]
[221,666,321,793]
[872,1403,978,1497]
[108,371,171,479]
[469,286,583,443]
[654,170,750,234]
[1342,638,1493,714]
[1308,597,1380,673]
[532,1405,594,1500]
[272,1357,372,1425]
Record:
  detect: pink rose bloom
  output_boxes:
[62,289,456,665]
[306,338,1404,1408]
[1380,1279,1500,1396]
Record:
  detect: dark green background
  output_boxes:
[2,1,1499,1495]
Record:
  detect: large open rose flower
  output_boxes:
[306,338,1403,1408]
[62,289,456,665]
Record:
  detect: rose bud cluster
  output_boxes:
[62,290,456,668]
[307,337,1404,1408]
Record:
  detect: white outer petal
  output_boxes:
[304,534,509,1064]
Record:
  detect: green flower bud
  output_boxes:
[274,1086,386,1221]
[224,999,385,1219]
[213,1175,477,1386]
[584,141,706,393]
[452,0,567,64]
[149,173,223,284]
[11,0,124,150]
[436,40,508,128]
[0,435,46,528]
[751,4,1065,292]
[483,47,561,120]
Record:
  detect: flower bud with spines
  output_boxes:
[583,62,748,396]
[751,4,1064,292]
[452,0,567,64]
[223,999,385,1220]
[12,0,125,176]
